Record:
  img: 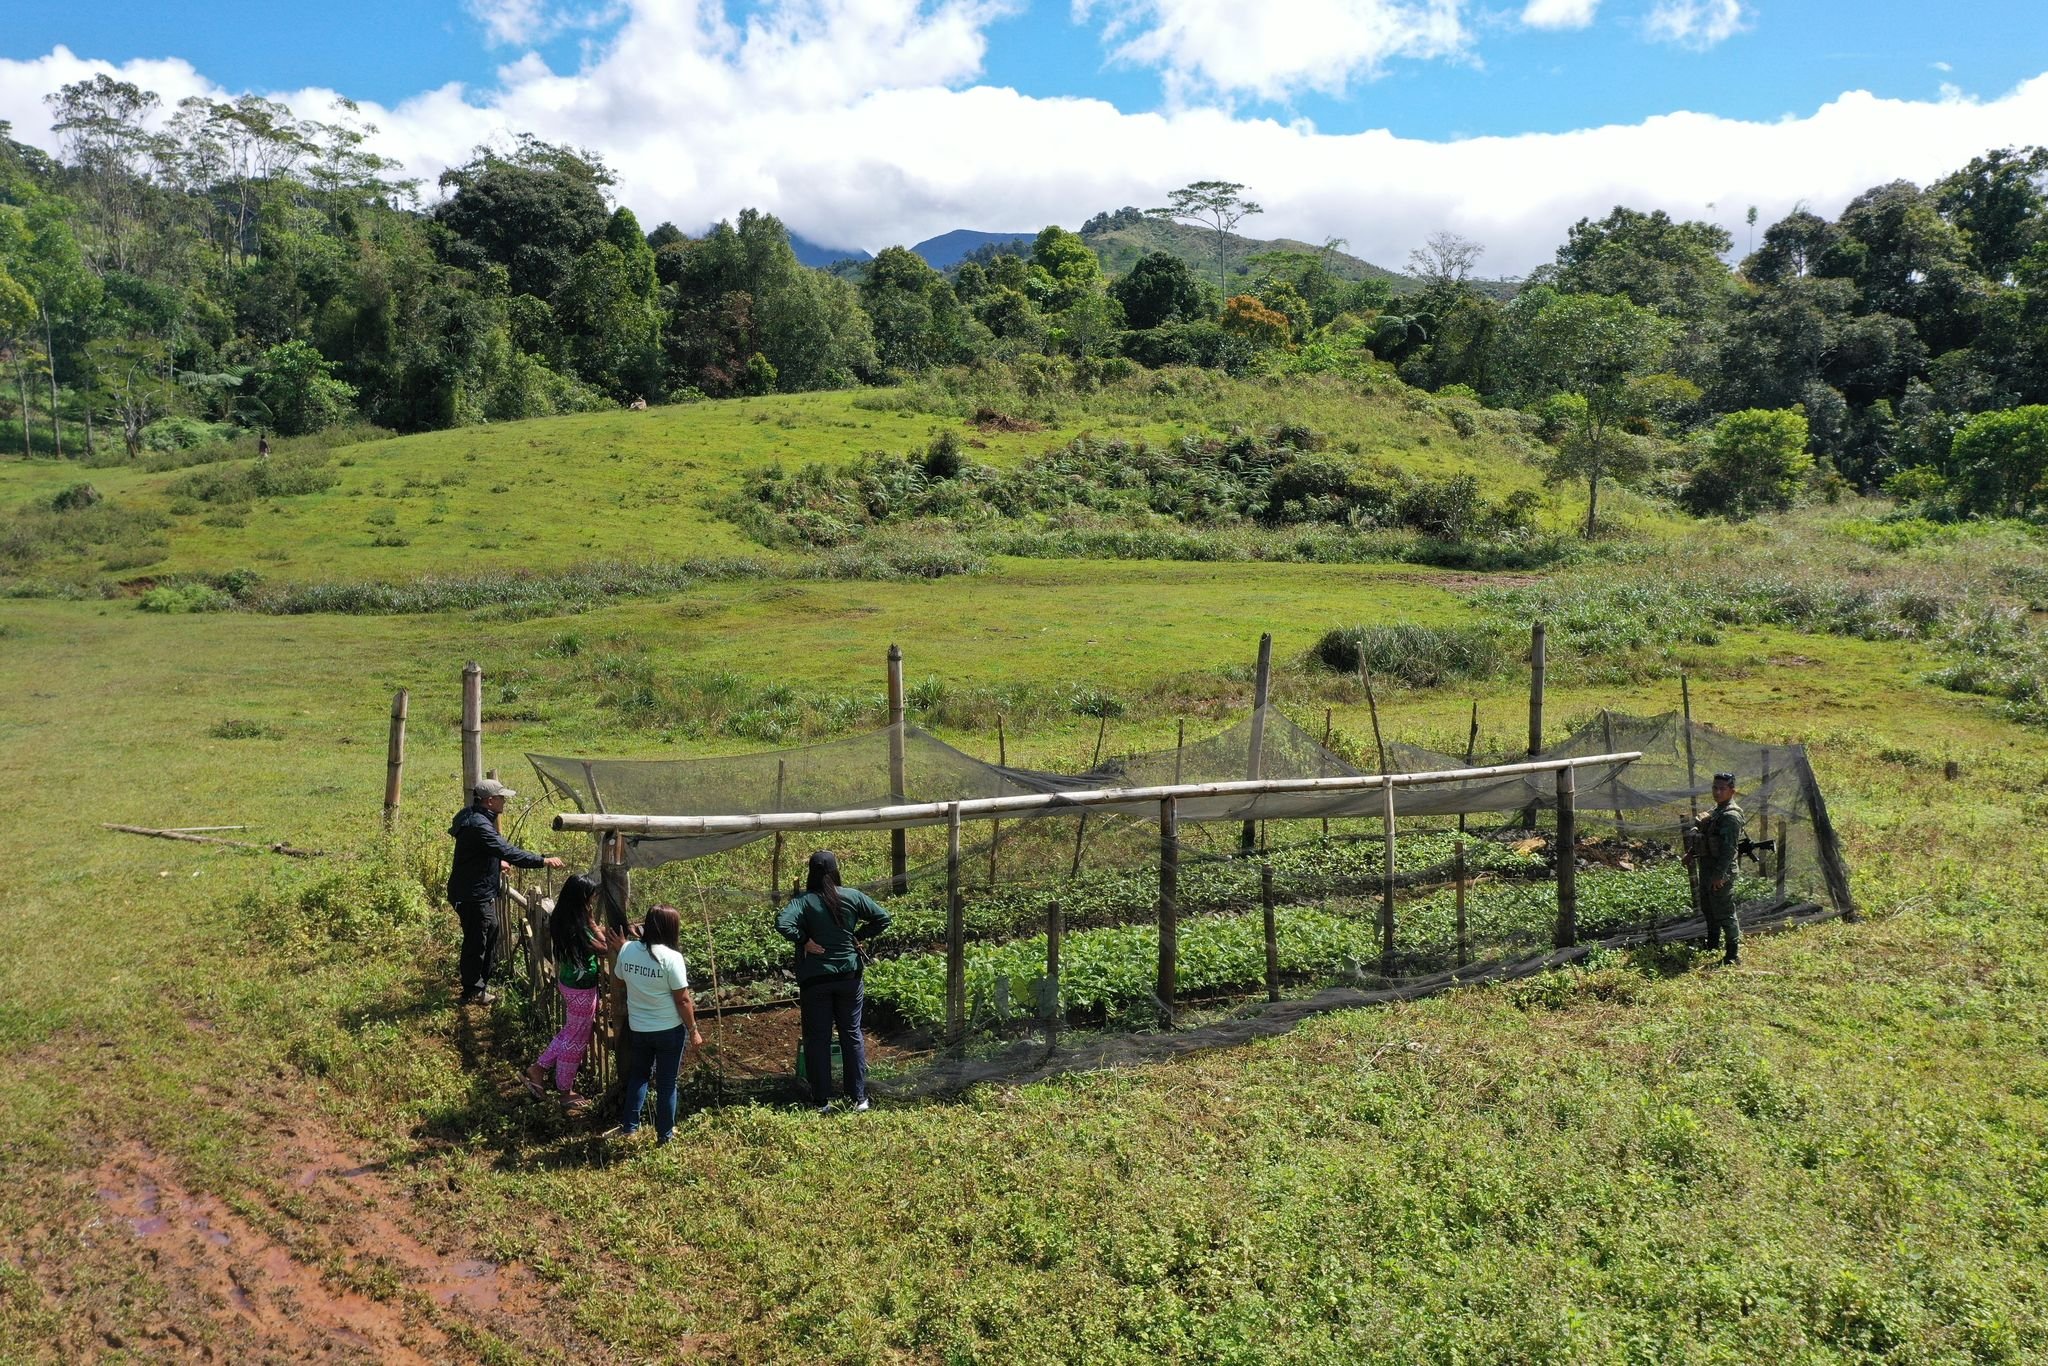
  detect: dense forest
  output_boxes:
[3,74,2046,528]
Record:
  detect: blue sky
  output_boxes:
[3,1,2045,268]
[7,0,2035,137]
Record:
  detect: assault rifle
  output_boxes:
[1683,827,1777,870]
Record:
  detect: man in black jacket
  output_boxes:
[447,778,564,1004]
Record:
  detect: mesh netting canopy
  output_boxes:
[528,707,1849,913]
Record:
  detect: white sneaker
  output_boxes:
[852,1099,870,1113]
[815,1103,832,1114]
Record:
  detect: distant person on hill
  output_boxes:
[526,874,619,1109]
[1691,772,1745,965]
[446,778,564,1006]
[610,904,704,1144]
[776,850,891,1113]
[256,431,270,459]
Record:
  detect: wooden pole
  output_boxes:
[1261,859,1279,1002]
[1241,633,1272,854]
[1173,718,1185,785]
[988,715,1006,887]
[460,661,483,801]
[1157,796,1179,1022]
[1775,817,1789,904]
[1554,764,1578,948]
[768,759,787,909]
[1458,701,1479,836]
[1601,708,1626,834]
[101,824,323,858]
[555,753,1648,839]
[1379,775,1397,971]
[1360,664,1388,772]
[1045,879,1063,1042]
[1680,672,1700,821]
[1524,623,1546,829]
[945,802,965,1044]
[1070,714,1108,878]
[600,832,632,935]
[382,688,408,832]
[1453,839,1469,969]
[1319,708,1333,839]
[887,644,907,893]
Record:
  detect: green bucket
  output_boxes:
[795,1040,843,1082]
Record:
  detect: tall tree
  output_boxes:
[1150,181,1262,295]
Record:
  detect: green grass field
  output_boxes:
[3,378,2046,1362]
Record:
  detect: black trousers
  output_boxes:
[454,896,500,997]
[799,973,866,1105]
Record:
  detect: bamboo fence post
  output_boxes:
[1454,840,1469,969]
[1458,701,1479,836]
[461,661,483,800]
[1045,879,1063,1042]
[945,802,965,1045]
[887,645,908,893]
[1173,718,1185,785]
[1554,764,1578,949]
[1360,663,1388,771]
[989,715,1006,887]
[383,688,408,832]
[1601,709,1626,834]
[768,759,787,909]
[1261,858,1279,1002]
[1242,633,1272,854]
[1379,775,1397,971]
[1681,672,1700,820]
[1071,714,1108,878]
[1319,708,1333,840]
[1776,817,1789,903]
[1524,623,1546,829]
[1157,796,1179,1021]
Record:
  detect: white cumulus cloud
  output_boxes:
[1520,0,1600,31]
[4,4,2048,276]
[1646,0,1747,49]
[1072,0,1469,101]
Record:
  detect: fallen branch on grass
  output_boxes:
[102,823,326,859]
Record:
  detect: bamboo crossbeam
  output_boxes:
[552,752,1644,837]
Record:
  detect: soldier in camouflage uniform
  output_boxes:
[1692,772,1743,965]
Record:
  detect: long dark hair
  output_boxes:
[548,874,599,964]
[642,904,682,953]
[806,850,844,926]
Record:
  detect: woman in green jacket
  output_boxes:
[776,850,890,1112]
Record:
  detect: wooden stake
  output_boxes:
[460,661,483,801]
[1525,623,1546,829]
[1453,840,1469,968]
[1157,796,1179,1021]
[1261,859,1279,1002]
[988,715,1006,887]
[1360,662,1388,771]
[1458,700,1479,835]
[102,824,323,858]
[1319,707,1333,839]
[1070,714,1108,879]
[1046,875,1063,1042]
[945,802,965,1044]
[1379,775,1397,970]
[1173,718,1185,785]
[1681,672,1700,821]
[887,644,907,893]
[383,688,408,832]
[1601,708,1626,834]
[1775,817,1789,905]
[768,759,787,909]
[1554,764,1578,948]
[1242,633,1272,854]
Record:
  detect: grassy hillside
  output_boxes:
[3,380,2047,1360]
[0,369,1592,594]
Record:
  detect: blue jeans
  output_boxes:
[620,1022,688,1140]
[800,974,866,1105]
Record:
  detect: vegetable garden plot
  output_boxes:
[526,705,1849,1095]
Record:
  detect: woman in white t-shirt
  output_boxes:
[609,904,703,1144]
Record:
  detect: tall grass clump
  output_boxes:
[250,557,762,618]
[1313,623,1515,686]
